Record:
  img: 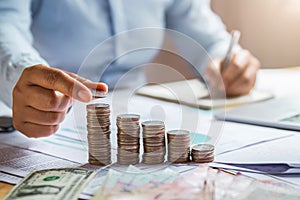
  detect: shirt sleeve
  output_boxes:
[166,0,238,61]
[0,0,48,108]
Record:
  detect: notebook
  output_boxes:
[136,79,273,110]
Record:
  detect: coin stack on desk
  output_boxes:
[191,144,214,163]
[86,103,111,166]
[116,114,141,165]
[142,121,166,164]
[167,130,190,163]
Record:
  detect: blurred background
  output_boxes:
[148,0,300,83]
[212,0,300,68]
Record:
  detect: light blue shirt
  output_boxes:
[0,0,231,107]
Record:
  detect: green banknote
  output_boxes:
[4,168,95,200]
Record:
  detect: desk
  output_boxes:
[1,68,300,198]
[0,182,13,198]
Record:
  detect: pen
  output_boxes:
[221,30,241,73]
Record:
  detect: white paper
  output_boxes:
[256,69,300,98]
[215,134,300,164]
[0,172,21,185]
[215,122,295,155]
[0,131,87,164]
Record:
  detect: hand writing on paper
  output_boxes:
[206,50,260,97]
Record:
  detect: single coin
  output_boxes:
[117,114,140,122]
[86,103,110,110]
[91,89,107,98]
[142,121,165,128]
[167,130,190,136]
[192,144,214,152]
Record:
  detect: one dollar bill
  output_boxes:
[4,168,95,200]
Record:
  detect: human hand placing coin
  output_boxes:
[12,64,108,138]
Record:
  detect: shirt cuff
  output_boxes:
[0,53,48,108]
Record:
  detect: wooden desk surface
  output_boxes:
[0,182,13,198]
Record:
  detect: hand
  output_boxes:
[12,64,108,138]
[221,50,260,96]
[206,50,260,97]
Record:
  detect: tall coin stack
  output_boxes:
[142,121,166,164]
[86,103,111,166]
[191,144,214,163]
[116,114,140,165]
[167,130,190,163]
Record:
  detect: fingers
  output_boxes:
[20,85,72,112]
[14,122,59,138]
[65,71,108,93]
[221,50,251,87]
[226,61,259,96]
[15,106,66,126]
[20,65,92,102]
[13,87,69,137]
[221,50,260,97]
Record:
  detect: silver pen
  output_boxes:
[221,30,241,72]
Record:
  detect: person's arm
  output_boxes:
[166,0,231,60]
[0,1,108,137]
[0,0,49,107]
[166,0,260,96]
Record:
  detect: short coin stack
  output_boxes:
[191,144,214,163]
[116,114,140,165]
[142,121,166,164]
[167,130,190,163]
[86,103,111,166]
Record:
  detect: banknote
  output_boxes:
[92,164,300,200]
[235,181,300,200]
[4,168,95,200]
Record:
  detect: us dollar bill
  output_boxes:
[4,168,95,200]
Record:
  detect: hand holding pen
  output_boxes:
[206,30,261,97]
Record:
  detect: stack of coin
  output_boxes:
[142,121,166,164]
[116,114,140,165]
[191,144,214,163]
[86,103,111,166]
[167,130,190,163]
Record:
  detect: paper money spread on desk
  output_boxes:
[2,164,300,200]
[92,165,300,200]
[4,168,95,200]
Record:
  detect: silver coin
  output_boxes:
[117,114,140,122]
[191,144,214,152]
[167,130,190,136]
[91,89,107,98]
[142,120,164,127]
